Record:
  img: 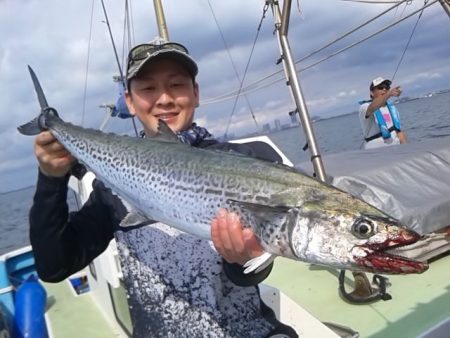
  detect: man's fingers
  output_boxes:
[226,212,245,253]
[35,131,56,146]
[217,210,233,252]
[211,218,221,250]
[46,141,69,153]
[242,229,263,257]
[211,209,263,265]
[35,145,71,160]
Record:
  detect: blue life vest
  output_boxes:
[359,100,401,140]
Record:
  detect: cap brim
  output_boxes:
[370,79,392,90]
[127,49,198,81]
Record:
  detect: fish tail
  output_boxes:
[17,107,58,136]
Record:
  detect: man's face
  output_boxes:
[125,58,199,135]
[370,82,390,99]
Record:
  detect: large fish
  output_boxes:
[18,68,428,275]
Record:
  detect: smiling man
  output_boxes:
[125,41,199,136]
[29,38,298,337]
[358,77,407,149]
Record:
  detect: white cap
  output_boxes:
[370,77,392,90]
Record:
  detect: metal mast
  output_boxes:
[268,0,327,182]
[267,0,393,305]
[439,0,450,18]
[153,0,170,40]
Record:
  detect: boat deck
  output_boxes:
[44,280,122,337]
[265,253,450,338]
[40,253,449,338]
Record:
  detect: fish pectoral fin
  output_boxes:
[227,199,291,222]
[243,252,275,274]
[120,211,151,228]
[227,199,295,233]
[149,119,180,143]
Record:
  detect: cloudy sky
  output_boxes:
[1,0,449,192]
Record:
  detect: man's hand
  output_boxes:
[211,208,264,266]
[366,85,402,118]
[388,86,402,98]
[34,131,75,177]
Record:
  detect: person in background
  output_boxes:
[359,77,407,149]
[28,38,297,338]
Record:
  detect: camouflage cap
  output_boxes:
[126,38,198,83]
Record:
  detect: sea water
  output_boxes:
[268,91,450,164]
[1,92,449,255]
[0,187,79,255]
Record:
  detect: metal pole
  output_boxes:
[153,0,170,40]
[270,0,382,305]
[439,0,450,18]
[269,0,327,182]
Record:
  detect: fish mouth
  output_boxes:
[356,229,429,274]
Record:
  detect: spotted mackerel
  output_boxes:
[18,68,428,275]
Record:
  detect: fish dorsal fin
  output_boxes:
[149,119,180,143]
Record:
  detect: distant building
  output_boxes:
[262,123,271,133]
[274,119,281,131]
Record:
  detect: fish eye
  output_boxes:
[352,218,375,239]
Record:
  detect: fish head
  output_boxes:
[290,196,429,274]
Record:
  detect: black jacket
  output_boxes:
[29,139,297,338]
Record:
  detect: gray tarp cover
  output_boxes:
[295,136,450,235]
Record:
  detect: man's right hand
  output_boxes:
[34,131,75,177]
[388,86,402,98]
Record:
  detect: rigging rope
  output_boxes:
[201,0,438,105]
[296,0,411,64]
[123,0,139,136]
[202,0,412,105]
[100,0,125,89]
[299,0,436,72]
[81,0,96,126]
[100,0,138,136]
[206,0,264,137]
[391,0,428,81]
[296,0,305,18]
[122,0,136,69]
